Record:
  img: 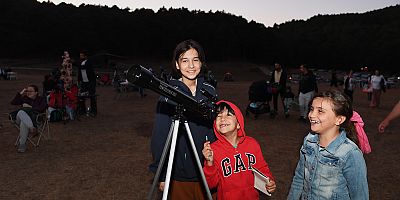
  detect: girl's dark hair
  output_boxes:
[171,39,206,79]
[216,102,235,116]
[311,90,359,146]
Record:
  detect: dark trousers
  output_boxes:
[272,90,285,113]
[80,82,97,114]
[344,89,353,102]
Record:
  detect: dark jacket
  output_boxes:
[149,76,217,182]
[270,69,287,89]
[77,59,96,83]
[11,93,47,113]
[299,72,318,94]
[10,93,47,127]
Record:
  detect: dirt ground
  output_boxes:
[0,63,399,200]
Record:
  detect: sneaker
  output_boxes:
[17,143,26,153]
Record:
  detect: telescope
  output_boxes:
[125,65,216,119]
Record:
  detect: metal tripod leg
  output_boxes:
[183,122,213,200]
[147,120,176,200]
[147,119,212,200]
[162,119,180,200]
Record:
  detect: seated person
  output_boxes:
[47,88,65,121]
[10,84,47,153]
[42,74,56,97]
[65,84,79,120]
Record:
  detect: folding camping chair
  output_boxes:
[10,109,50,148]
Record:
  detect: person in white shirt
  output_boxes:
[369,70,386,108]
[77,50,97,116]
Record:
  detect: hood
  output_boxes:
[213,100,246,145]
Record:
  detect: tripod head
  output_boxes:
[126,65,217,119]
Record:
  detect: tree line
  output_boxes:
[1,0,399,71]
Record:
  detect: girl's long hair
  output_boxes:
[311,90,359,146]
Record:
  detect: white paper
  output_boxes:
[252,167,271,196]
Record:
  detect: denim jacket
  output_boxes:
[288,130,369,200]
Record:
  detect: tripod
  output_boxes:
[148,105,213,200]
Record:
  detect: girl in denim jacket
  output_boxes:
[288,90,369,199]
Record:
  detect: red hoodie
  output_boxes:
[203,100,274,200]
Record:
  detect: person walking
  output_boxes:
[77,50,97,116]
[343,70,354,101]
[269,63,287,118]
[330,69,338,87]
[298,64,318,122]
[369,69,386,108]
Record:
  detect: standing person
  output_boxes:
[149,39,217,199]
[202,100,276,200]
[10,85,47,153]
[378,100,400,133]
[77,50,97,116]
[283,86,295,118]
[330,69,338,87]
[298,64,318,122]
[288,90,369,199]
[270,62,287,118]
[369,69,386,108]
[343,70,354,101]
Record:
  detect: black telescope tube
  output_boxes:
[126,65,214,118]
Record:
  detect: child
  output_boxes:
[288,90,369,199]
[283,86,295,118]
[202,100,276,200]
[149,39,217,199]
[64,84,79,120]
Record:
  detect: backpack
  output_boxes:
[49,110,63,122]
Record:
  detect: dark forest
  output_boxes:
[1,0,399,71]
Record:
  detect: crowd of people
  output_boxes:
[8,50,99,153]
[6,39,398,199]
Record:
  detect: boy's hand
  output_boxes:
[159,182,165,191]
[202,141,214,166]
[265,180,276,194]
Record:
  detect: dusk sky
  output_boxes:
[40,0,399,27]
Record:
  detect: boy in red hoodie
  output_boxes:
[202,100,276,199]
